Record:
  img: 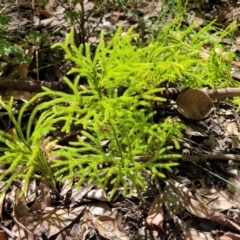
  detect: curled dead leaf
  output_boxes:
[93,215,129,240]
[176,89,215,120]
[146,194,164,229]
[86,189,108,201]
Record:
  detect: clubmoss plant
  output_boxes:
[0,98,57,194]
[0,19,238,198]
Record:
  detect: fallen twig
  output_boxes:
[2,77,240,100]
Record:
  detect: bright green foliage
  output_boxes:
[0,98,57,194]
[48,26,185,199]
[0,19,237,198]
[52,113,182,199]
[147,19,237,88]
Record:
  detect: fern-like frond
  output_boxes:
[1,17,236,199]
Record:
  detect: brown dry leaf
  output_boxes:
[210,214,240,234]
[176,89,215,120]
[14,195,30,220]
[187,11,205,29]
[60,180,72,199]
[44,0,55,13]
[226,178,240,206]
[69,210,122,240]
[30,177,51,211]
[166,179,216,218]
[222,231,240,240]
[70,184,94,208]
[216,4,240,25]
[12,194,85,240]
[25,179,37,203]
[89,201,112,216]
[232,60,240,68]
[165,179,240,234]
[145,194,164,229]
[224,122,240,149]
[41,17,55,27]
[205,194,233,212]
[234,27,240,45]
[86,189,108,201]
[186,228,214,240]
[137,0,163,20]
[225,122,239,136]
[195,185,233,212]
[8,12,29,30]
[38,9,54,18]
[219,236,233,240]
[75,0,95,12]
[76,210,98,240]
[40,137,61,153]
[93,215,128,240]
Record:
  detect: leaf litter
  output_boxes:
[2,0,240,240]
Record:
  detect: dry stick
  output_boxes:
[206,88,240,99]
[0,79,68,93]
[2,78,240,99]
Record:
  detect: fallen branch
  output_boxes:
[0,78,69,93]
[2,77,240,99]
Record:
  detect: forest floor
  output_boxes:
[1,0,240,240]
